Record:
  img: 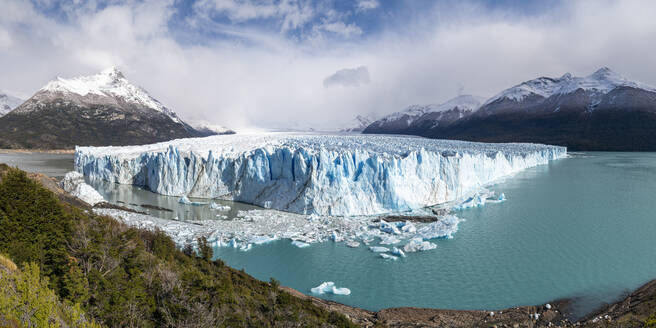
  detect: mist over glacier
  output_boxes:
[75,134,565,216]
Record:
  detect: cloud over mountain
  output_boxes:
[323,66,371,88]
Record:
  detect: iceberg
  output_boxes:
[210,202,231,211]
[403,238,437,253]
[369,246,390,253]
[75,133,566,216]
[291,240,310,248]
[60,171,105,206]
[379,253,398,260]
[391,247,406,258]
[415,215,461,240]
[178,195,208,206]
[310,282,351,296]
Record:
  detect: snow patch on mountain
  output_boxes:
[0,91,24,116]
[38,67,182,122]
[368,95,486,130]
[340,113,379,132]
[376,104,436,126]
[188,121,235,135]
[426,95,486,113]
[484,67,656,105]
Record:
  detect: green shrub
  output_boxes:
[0,166,358,327]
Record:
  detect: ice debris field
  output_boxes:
[75,133,565,216]
[75,133,566,266]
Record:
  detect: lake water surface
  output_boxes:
[2,151,655,317]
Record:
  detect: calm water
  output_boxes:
[211,152,656,316]
[0,152,73,178]
[2,151,655,317]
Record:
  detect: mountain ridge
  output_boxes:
[0,68,226,149]
[364,68,656,151]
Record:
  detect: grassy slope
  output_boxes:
[0,165,356,328]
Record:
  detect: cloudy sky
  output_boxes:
[1,0,656,130]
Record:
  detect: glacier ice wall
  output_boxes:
[75,134,566,216]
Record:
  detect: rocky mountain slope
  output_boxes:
[0,68,221,149]
[340,114,379,132]
[364,68,656,151]
[364,95,485,135]
[0,91,24,117]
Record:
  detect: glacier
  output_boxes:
[75,133,566,216]
[61,171,105,206]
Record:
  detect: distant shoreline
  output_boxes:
[0,148,75,154]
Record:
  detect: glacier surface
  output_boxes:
[75,133,566,216]
[60,171,105,206]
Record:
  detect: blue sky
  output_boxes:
[1,0,655,130]
[29,0,564,46]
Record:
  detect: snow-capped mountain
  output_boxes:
[366,67,656,151]
[365,104,438,134]
[340,114,379,132]
[484,67,655,105]
[188,121,235,136]
[0,91,24,117]
[364,95,485,134]
[0,67,222,149]
[477,67,656,116]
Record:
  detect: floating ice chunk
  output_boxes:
[400,221,417,233]
[403,238,437,253]
[178,195,208,206]
[369,246,390,253]
[345,241,361,248]
[310,282,351,295]
[415,215,461,240]
[60,171,105,205]
[291,240,310,248]
[331,231,343,242]
[249,235,278,245]
[380,253,398,260]
[453,194,486,210]
[391,247,406,258]
[239,243,252,251]
[498,193,506,201]
[380,235,401,245]
[379,220,401,234]
[210,202,231,211]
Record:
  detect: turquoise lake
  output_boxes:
[211,152,656,316]
[2,151,655,317]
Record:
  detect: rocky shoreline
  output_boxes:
[283,279,656,327]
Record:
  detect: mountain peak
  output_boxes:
[100,66,125,80]
[589,66,621,80]
[31,68,182,123]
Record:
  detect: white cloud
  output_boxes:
[323,66,370,88]
[0,29,11,49]
[2,0,656,131]
[193,0,315,32]
[357,0,380,12]
[315,21,362,37]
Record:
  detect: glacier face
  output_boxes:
[75,133,566,216]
